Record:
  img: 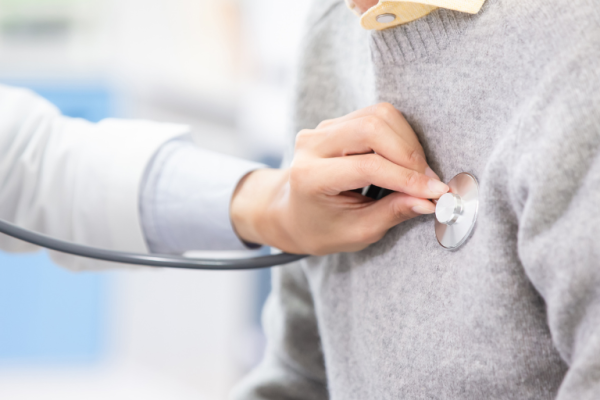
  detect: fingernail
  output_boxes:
[412,203,436,215]
[425,167,440,180]
[428,179,449,195]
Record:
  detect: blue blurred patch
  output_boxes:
[0,82,112,365]
[21,83,113,123]
[0,252,106,364]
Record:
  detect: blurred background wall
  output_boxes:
[0,0,310,398]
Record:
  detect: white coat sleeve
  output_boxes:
[0,84,188,270]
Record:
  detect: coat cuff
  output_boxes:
[140,137,267,254]
[51,119,189,270]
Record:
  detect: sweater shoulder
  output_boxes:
[504,0,600,52]
[501,0,600,110]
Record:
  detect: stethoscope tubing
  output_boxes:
[0,218,307,270]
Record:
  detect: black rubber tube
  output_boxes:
[0,218,307,270]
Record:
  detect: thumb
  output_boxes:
[360,192,436,233]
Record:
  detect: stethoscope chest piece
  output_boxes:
[434,172,479,250]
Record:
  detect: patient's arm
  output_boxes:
[512,46,600,399]
[230,264,328,400]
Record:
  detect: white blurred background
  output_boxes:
[0,0,310,398]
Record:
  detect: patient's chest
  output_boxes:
[303,179,563,398]
[298,12,567,398]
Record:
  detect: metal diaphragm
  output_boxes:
[434,172,479,250]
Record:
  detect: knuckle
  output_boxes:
[403,170,420,188]
[359,116,385,141]
[294,129,315,148]
[373,102,397,119]
[289,162,321,195]
[356,154,382,175]
[288,162,307,189]
[316,119,334,129]
[407,148,424,166]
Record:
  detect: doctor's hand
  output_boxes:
[230,103,449,256]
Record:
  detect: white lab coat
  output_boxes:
[0,85,188,270]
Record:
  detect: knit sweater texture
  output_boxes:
[232,0,600,398]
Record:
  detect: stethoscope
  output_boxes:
[0,173,478,270]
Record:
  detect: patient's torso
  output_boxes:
[294,0,580,398]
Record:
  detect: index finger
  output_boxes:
[312,154,449,199]
[317,103,423,152]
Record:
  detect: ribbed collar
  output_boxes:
[370,5,482,64]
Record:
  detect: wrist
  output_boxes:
[230,168,289,247]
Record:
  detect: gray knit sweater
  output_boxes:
[232,0,600,399]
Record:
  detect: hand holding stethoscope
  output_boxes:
[0,103,478,269]
[231,102,450,256]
